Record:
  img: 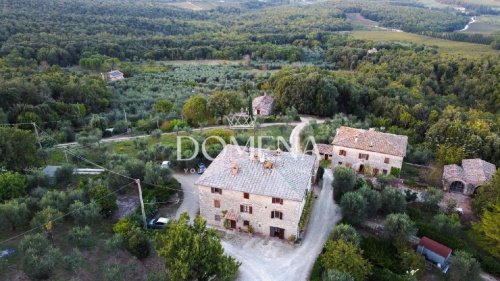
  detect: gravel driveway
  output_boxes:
[222,170,340,281]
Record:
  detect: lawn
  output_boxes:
[352,31,498,55]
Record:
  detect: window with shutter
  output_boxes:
[384,157,390,164]
[272,197,284,205]
[240,205,252,213]
[214,199,220,208]
[244,192,249,199]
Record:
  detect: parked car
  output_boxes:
[197,163,206,174]
[147,217,170,229]
[160,161,171,169]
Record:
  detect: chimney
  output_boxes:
[263,92,267,96]
[355,136,358,143]
[231,162,239,175]
[368,128,375,132]
[253,153,259,163]
[275,148,282,156]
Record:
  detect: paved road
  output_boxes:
[222,170,340,281]
[172,173,200,222]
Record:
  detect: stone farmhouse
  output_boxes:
[195,145,317,239]
[331,126,408,177]
[443,159,496,195]
[252,92,275,116]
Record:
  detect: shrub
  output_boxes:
[421,187,443,212]
[404,189,418,203]
[448,251,481,281]
[361,237,400,273]
[340,192,367,225]
[104,234,125,253]
[69,200,101,226]
[381,188,406,214]
[0,171,26,202]
[320,240,372,281]
[113,120,129,134]
[383,213,416,241]
[125,227,150,259]
[88,184,117,217]
[55,164,75,186]
[322,269,354,281]
[63,248,83,273]
[40,189,68,212]
[431,213,461,235]
[19,233,61,279]
[376,174,397,189]
[68,226,95,249]
[332,166,356,199]
[31,206,63,228]
[390,167,401,178]
[358,186,382,216]
[330,224,361,247]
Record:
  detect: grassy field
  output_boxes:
[346,12,379,30]
[352,31,499,55]
[463,15,500,34]
[458,0,500,6]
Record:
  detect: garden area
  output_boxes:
[309,165,500,281]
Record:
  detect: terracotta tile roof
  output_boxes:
[195,145,316,201]
[315,143,333,155]
[252,93,275,112]
[419,236,452,258]
[332,126,408,157]
[224,210,238,221]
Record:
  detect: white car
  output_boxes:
[148,217,170,229]
[160,161,171,169]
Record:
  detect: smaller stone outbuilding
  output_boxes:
[314,143,333,160]
[417,236,452,273]
[252,93,275,116]
[443,159,496,195]
[102,70,124,81]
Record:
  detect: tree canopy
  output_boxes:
[156,213,240,281]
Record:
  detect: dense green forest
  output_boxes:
[0,0,498,165]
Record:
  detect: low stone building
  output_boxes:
[252,92,275,116]
[314,143,333,160]
[102,70,124,81]
[331,126,408,177]
[443,159,496,195]
[195,145,317,239]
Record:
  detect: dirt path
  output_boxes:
[289,116,325,154]
[222,169,340,281]
[55,122,299,148]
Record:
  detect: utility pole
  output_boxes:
[32,122,42,149]
[136,179,147,228]
[123,109,128,124]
